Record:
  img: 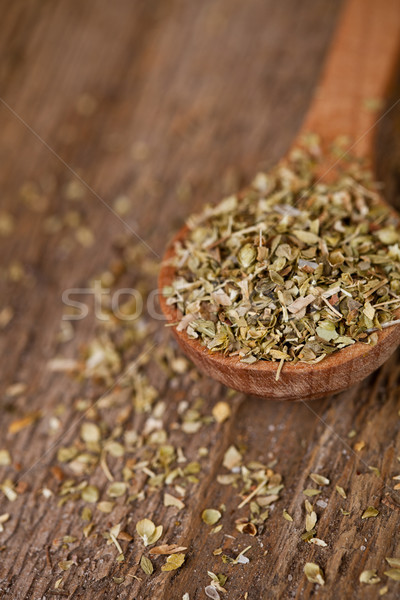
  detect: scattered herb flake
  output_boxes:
[222,446,242,470]
[140,555,153,575]
[58,560,75,571]
[107,482,127,498]
[81,485,99,503]
[136,519,163,547]
[303,489,321,497]
[335,485,347,499]
[304,562,325,586]
[360,569,380,584]
[202,509,222,525]
[385,557,400,568]
[0,450,11,466]
[212,402,231,424]
[164,493,185,510]
[310,473,330,486]
[361,506,379,519]
[161,553,185,572]
[384,569,400,581]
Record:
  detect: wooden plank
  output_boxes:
[1,0,400,598]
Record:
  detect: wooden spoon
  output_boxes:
[159,0,400,400]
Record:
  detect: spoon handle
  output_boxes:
[300,0,400,160]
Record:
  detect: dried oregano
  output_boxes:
[140,555,154,575]
[161,553,186,572]
[362,506,379,519]
[310,473,330,486]
[136,518,163,546]
[164,138,400,375]
[359,569,380,584]
[202,509,222,525]
[304,562,325,585]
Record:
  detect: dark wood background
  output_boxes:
[1,1,400,599]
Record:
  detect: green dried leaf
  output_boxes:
[362,506,379,519]
[148,525,163,546]
[202,509,222,525]
[238,243,257,269]
[81,485,99,503]
[97,501,114,513]
[80,422,101,443]
[0,449,11,466]
[360,569,380,584]
[107,482,127,498]
[306,511,317,532]
[222,445,242,470]
[57,446,78,463]
[140,555,154,575]
[316,321,338,342]
[136,519,155,545]
[293,230,320,245]
[81,506,92,522]
[379,586,389,596]
[1,480,17,502]
[283,509,293,522]
[304,562,325,585]
[164,493,185,510]
[58,560,75,571]
[335,485,346,499]
[385,557,400,569]
[384,569,400,581]
[301,529,316,541]
[363,303,376,321]
[376,227,399,245]
[136,519,163,547]
[212,401,231,423]
[161,553,185,571]
[106,442,125,457]
[310,473,330,486]
[303,489,321,497]
[304,499,313,514]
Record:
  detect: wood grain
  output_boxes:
[1,1,400,599]
[302,0,400,157]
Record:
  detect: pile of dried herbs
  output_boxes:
[164,140,400,372]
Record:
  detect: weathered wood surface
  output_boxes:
[1,1,400,599]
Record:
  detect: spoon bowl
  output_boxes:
[159,226,400,400]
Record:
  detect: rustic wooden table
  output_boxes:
[1,1,400,599]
